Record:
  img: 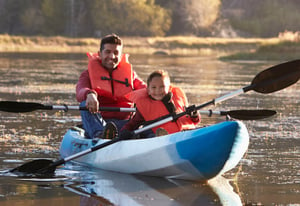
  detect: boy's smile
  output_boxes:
[147,76,170,100]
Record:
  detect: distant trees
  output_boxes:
[156,0,220,36]
[88,0,171,36]
[0,0,299,37]
[0,0,67,35]
[40,0,66,35]
[0,0,171,37]
[0,0,23,34]
[222,0,300,37]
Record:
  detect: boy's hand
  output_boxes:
[185,105,198,118]
[119,129,135,140]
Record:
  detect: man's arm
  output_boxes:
[76,70,95,102]
[76,70,99,113]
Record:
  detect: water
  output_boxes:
[0,52,299,205]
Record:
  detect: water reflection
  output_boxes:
[0,166,242,206]
[0,52,299,205]
[61,166,242,206]
[0,175,79,206]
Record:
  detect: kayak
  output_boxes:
[59,120,249,181]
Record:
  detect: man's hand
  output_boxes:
[86,92,99,113]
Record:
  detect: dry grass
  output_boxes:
[123,36,281,56]
[0,34,99,53]
[0,34,298,58]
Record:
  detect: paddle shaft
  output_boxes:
[0,101,233,113]
[0,101,276,121]
[41,105,239,116]
[35,104,134,111]
[0,101,136,113]
[55,105,135,112]
[51,106,274,119]
[48,137,122,169]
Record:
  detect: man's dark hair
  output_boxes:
[100,34,122,51]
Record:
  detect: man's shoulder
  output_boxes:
[79,70,90,78]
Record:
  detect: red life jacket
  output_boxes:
[126,86,197,134]
[88,52,134,119]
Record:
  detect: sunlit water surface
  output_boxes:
[0,53,299,205]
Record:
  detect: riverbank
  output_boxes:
[0,34,299,60]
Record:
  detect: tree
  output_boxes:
[156,0,221,36]
[88,0,171,36]
[41,0,66,35]
[222,0,300,37]
[0,0,24,34]
[20,2,44,35]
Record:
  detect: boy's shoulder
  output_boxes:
[170,85,185,94]
[125,88,148,102]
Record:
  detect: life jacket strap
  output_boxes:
[101,76,130,87]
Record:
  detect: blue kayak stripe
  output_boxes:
[175,121,239,179]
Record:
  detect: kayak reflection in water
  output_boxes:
[64,169,242,206]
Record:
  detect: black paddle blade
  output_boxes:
[228,109,276,120]
[251,59,300,93]
[10,159,55,176]
[0,101,50,113]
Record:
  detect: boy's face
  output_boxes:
[99,43,123,71]
[147,76,170,100]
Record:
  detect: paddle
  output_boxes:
[0,101,136,113]
[10,137,123,176]
[0,101,276,120]
[9,59,300,176]
[199,109,276,120]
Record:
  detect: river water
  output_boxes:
[0,52,299,205]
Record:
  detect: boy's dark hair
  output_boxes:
[147,70,170,86]
[100,34,122,51]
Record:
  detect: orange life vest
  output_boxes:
[88,53,134,119]
[126,86,197,134]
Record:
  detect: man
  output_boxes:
[76,34,146,139]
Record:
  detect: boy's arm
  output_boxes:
[121,109,145,131]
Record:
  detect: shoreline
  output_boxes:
[0,34,273,54]
[0,34,299,60]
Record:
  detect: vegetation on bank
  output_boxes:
[0,32,299,61]
[220,41,300,61]
[220,31,300,61]
[1,0,300,38]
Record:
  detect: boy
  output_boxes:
[120,70,200,139]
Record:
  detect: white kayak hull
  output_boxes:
[59,121,249,181]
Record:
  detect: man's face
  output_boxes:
[99,43,123,71]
